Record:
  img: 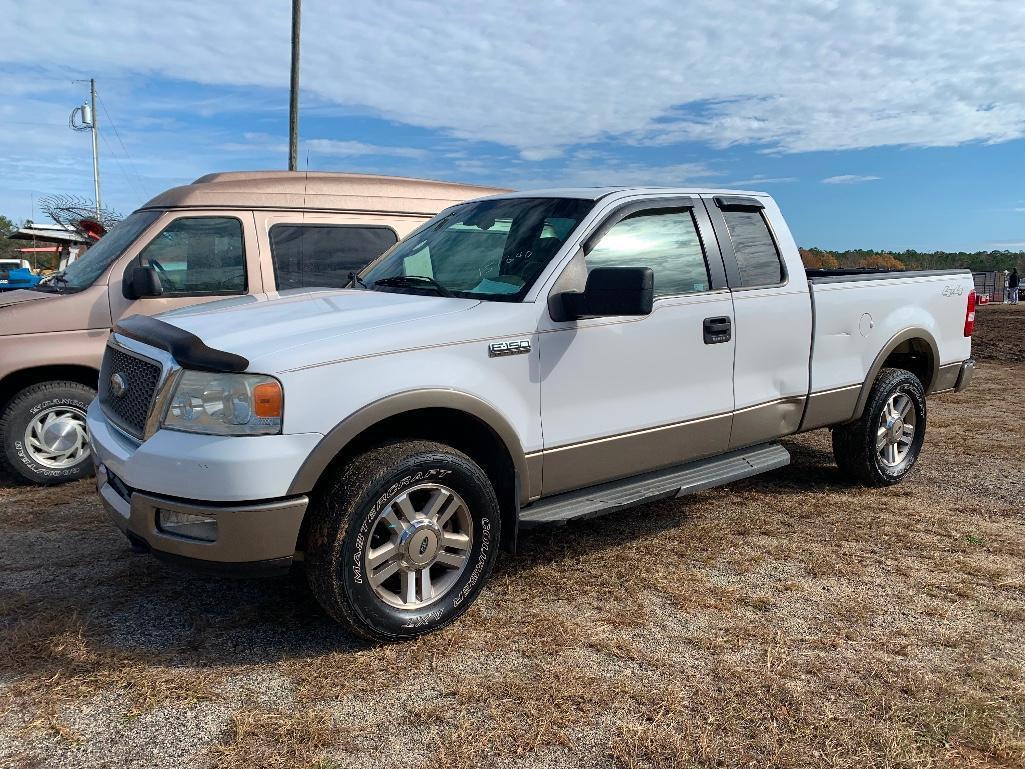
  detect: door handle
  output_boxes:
[703,316,732,344]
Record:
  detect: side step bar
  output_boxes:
[519,443,790,526]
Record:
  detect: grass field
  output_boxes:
[1,306,1023,769]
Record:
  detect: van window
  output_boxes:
[270,224,398,290]
[721,209,784,287]
[138,217,246,295]
[586,209,710,298]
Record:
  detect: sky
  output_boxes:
[1,0,1023,251]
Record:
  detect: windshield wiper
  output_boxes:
[348,271,369,289]
[372,275,453,297]
[32,271,68,293]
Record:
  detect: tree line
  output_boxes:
[799,247,1025,273]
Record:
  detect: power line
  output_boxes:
[96,91,149,200]
[96,121,146,202]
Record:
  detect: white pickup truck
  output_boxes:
[87,187,976,640]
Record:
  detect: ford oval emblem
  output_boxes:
[419,538,430,556]
[110,372,128,398]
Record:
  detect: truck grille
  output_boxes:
[99,345,163,440]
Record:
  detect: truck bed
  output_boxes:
[805,267,973,404]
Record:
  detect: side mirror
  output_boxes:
[558,266,654,320]
[123,264,164,300]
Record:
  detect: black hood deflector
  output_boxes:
[114,314,250,373]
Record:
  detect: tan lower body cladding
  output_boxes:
[539,413,733,496]
[535,388,868,497]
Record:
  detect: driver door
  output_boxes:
[108,210,263,321]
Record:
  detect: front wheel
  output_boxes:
[304,440,501,641]
[0,381,96,485]
[832,368,926,486]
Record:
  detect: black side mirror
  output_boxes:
[559,266,654,320]
[123,264,164,300]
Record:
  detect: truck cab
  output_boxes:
[0,172,503,484]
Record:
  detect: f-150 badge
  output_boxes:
[488,340,531,357]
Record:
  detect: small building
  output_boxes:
[8,222,91,272]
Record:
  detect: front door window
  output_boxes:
[137,217,246,295]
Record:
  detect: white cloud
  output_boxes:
[305,140,428,159]
[727,176,798,187]
[2,0,1024,159]
[821,175,882,184]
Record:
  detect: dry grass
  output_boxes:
[0,310,1023,768]
[208,707,342,769]
[0,603,218,740]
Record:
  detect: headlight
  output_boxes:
[162,371,283,435]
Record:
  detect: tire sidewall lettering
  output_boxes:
[341,458,496,636]
[4,388,93,481]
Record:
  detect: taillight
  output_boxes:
[964,289,976,337]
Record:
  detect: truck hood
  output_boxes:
[154,288,480,367]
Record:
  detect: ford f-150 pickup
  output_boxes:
[87,187,976,641]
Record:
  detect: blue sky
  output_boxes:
[1,0,1023,251]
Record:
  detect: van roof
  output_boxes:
[139,171,508,216]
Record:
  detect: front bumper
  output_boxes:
[86,400,322,502]
[95,460,307,574]
[87,400,316,574]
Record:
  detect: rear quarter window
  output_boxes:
[721,209,784,287]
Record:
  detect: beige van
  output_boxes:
[0,171,503,484]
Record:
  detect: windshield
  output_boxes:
[360,197,595,301]
[46,210,161,291]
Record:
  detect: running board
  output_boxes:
[519,443,790,526]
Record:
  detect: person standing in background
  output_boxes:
[1009,268,1020,304]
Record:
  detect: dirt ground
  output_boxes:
[1,309,1023,769]
[972,303,1025,363]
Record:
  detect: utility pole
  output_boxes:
[70,79,102,219]
[288,0,301,171]
[89,79,101,218]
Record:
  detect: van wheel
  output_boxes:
[0,381,96,485]
[832,368,926,486]
[304,440,500,642]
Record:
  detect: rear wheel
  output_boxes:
[304,440,500,641]
[0,381,95,485]
[832,368,926,486]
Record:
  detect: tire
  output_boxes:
[304,440,501,642]
[832,368,926,486]
[0,381,96,485]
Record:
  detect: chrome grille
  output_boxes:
[99,345,163,439]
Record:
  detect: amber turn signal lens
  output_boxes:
[252,381,283,418]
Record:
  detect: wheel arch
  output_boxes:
[288,390,535,552]
[0,364,100,411]
[852,328,939,421]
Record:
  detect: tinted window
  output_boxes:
[270,224,398,290]
[721,209,784,287]
[586,209,709,298]
[361,197,594,301]
[138,217,245,295]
